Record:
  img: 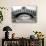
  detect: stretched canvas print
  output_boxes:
[12,6,37,23]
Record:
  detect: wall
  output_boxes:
[0,0,46,46]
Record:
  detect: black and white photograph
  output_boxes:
[12,6,37,23]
